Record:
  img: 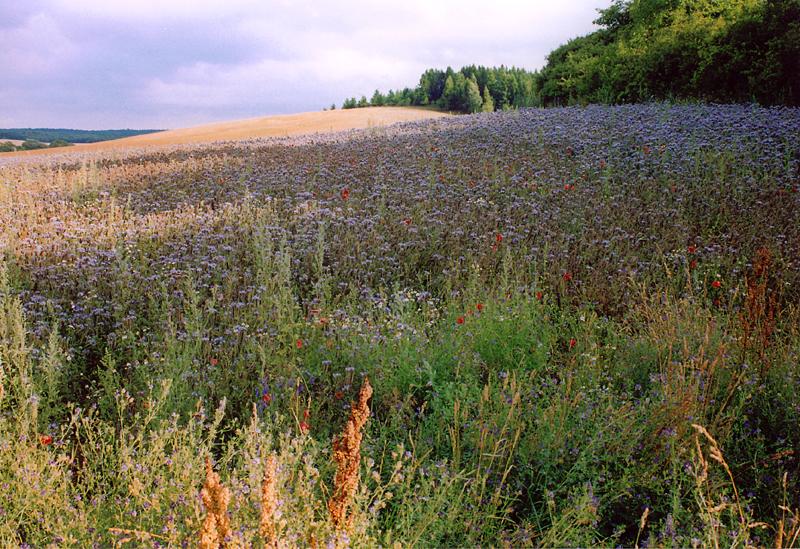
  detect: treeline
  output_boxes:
[0,139,73,153]
[341,66,539,113]
[340,0,799,112]
[0,128,161,144]
[539,0,800,106]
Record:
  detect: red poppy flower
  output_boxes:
[334,390,344,400]
[456,316,465,325]
[535,291,543,301]
[262,393,272,405]
[569,338,577,349]
[40,435,53,446]
[298,409,311,433]
[687,245,697,254]
[689,259,698,270]
[476,303,483,312]
[564,183,574,191]
[340,187,350,201]
[209,358,219,367]
[563,272,573,282]
[403,218,412,226]
[496,233,503,243]
[296,339,303,349]
[711,280,722,289]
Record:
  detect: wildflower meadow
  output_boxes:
[1,103,799,546]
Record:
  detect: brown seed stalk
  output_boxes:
[328,377,373,530]
[199,457,231,549]
[260,453,278,545]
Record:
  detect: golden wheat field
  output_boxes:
[0,107,450,157]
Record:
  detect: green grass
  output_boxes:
[1,245,798,546]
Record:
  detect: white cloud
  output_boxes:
[0,0,605,127]
[0,13,79,77]
[48,0,265,20]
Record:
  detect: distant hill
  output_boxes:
[0,128,163,144]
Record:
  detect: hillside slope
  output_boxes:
[1,107,449,157]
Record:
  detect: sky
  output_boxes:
[0,1,604,129]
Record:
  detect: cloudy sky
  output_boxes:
[1,1,604,129]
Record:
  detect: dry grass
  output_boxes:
[108,527,169,547]
[776,473,800,548]
[691,424,772,548]
[328,377,373,531]
[0,107,449,157]
[635,507,650,549]
[692,424,746,525]
[692,423,800,548]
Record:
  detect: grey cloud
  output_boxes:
[1,1,603,128]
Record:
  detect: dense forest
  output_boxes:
[539,0,799,106]
[341,66,539,113]
[0,128,161,144]
[342,0,799,112]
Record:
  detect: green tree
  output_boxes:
[48,139,73,148]
[439,74,456,110]
[465,77,483,113]
[450,73,468,111]
[481,86,495,112]
[536,0,798,106]
[20,140,47,150]
[0,142,15,153]
[486,72,509,110]
[370,89,385,106]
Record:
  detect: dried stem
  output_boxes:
[328,377,373,530]
[692,423,745,526]
[260,453,279,545]
[199,457,231,549]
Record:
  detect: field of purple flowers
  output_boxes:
[1,103,799,546]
